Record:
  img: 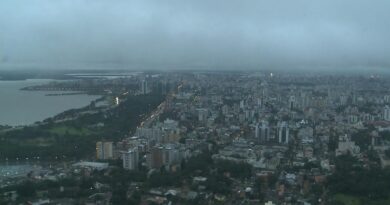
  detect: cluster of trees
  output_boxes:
[67,94,165,137]
[0,94,165,161]
[145,150,253,194]
[0,133,95,160]
[181,151,213,175]
[380,130,390,141]
[1,148,254,204]
[1,168,148,204]
[1,177,93,203]
[214,160,252,179]
[328,154,390,201]
[102,94,164,135]
[0,125,12,131]
[147,171,182,188]
[351,129,373,151]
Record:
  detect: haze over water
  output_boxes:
[0,79,100,126]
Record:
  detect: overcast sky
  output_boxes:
[0,0,389,71]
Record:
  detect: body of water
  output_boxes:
[0,164,41,179]
[0,79,100,126]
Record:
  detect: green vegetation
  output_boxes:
[0,168,148,204]
[351,129,371,151]
[147,172,182,188]
[214,160,252,179]
[0,94,164,160]
[181,151,213,175]
[358,103,376,114]
[332,194,390,205]
[328,154,390,204]
[16,181,37,198]
[48,125,94,136]
[0,125,12,132]
[333,194,361,205]
[335,105,347,114]
[0,147,252,204]
[379,131,390,141]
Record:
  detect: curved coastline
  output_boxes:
[0,79,101,126]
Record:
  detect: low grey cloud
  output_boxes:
[0,0,389,70]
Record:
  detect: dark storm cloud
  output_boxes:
[0,0,389,70]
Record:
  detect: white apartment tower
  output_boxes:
[384,105,390,121]
[277,121,289,144]
[255,120,270,142]
[122,147,139,170]
[289,96,296,110]
[141,80,148,94]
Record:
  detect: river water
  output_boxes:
[0,79,100,126]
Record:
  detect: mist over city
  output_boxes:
[2,1,390,205]
[1,0,390,71]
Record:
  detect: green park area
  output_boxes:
[333,194,390,205]
[48,125,94,136]
[328,154,390,205]
[0,94,164,161]
[333,194,361,205]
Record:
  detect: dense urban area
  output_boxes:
[2,71,390,205]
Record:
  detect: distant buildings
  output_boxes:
[289,96,296,110]
[96,141,114,160]
[78,72,390,203]
[147,144,185,169]
[148,146,164,169]
[197,108,209,122]
[255,120,270,143]
[336,135,360,156]
[122,147,139,170]
[277,122,289,144]
[384,105,390,121]
[141,80,149,94]
[72,161,109,171]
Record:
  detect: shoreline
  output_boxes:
[0,78,103,126]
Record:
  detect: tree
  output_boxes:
[215,160,252,179]
[351,130,370,151]
[206,174,232,194]
[16,181,36,198]
[127,190,141,204]
[385,149,390,158]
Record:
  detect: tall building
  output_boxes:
[163,146,174,165]
[222,105,229,115]
[289,96,296,110]
[384,95,390,103]
[299,92,311,109]
[197,108,208,122]
[141,80,148,94]
[260,81,269,98]
[384,105,390,121]
[96,141,114,160]
[240,100,245,109]
[148,146,164,169]
[255,124,259,140]
[122,147,139,170]
[277,122,289,144]
[255,120,270,143]
[259,121,270,142]
[340,95,348,105]
[336,135,360,156]
[147,144,183,169]
[257,98,262,107]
